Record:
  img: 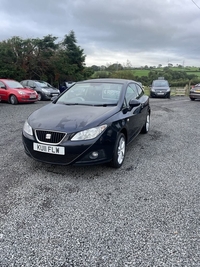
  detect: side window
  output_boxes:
[136,84,144,97]
[125,83,138,104]
[22,81,28,87]
[28,81,34,87]
[0,81,5,88]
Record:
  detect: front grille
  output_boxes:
[35,130,66,145]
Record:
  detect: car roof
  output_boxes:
[0,79,16,82]
[79,78,137,84]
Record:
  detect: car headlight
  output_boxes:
[23,120,33,136]
[71,125,107,141]
[42,89,49,93]
[151,88,155,92]
[18,90,26,95]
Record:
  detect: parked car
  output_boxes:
[189,84,200,101]
[150,78,170,98]
[20,80,60,101]
[0,79,38,105]
[22,78,150,168]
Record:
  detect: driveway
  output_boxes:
[0,97,199,266]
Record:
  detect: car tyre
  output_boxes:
[109,133,126,168]
[190,97,195,101]
[10,95,18,105]
[141,112,150,134]
[37,93,42,101]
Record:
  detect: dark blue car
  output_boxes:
[22,78,150,168]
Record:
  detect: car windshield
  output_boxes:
[153,80,169,87]
[56,82,123,106]
[38,81,53,88]
[35,81,49,88]
[6,81,24,89]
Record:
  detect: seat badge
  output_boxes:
[46,133,51,139]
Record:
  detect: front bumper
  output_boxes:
[43,94,59,100]
[150,91,170,98]
[19,97,38,103]
[22,132,115,166]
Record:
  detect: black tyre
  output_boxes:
[109,133,126,168]
[141,112,150,134]
[10,95,18,105]
[190,97,195,101]
[37,93,42,101]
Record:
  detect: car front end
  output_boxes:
[16,90,38,103]
[41,88,60,100]
[150,86,170,98]
[22,119,118,166]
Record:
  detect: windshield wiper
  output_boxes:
[93,103,117,107]
[64,103,94,106]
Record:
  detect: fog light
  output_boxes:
[89,151,99,159]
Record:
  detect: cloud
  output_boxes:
[0,0,200,67]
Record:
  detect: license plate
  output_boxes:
[30,95,36,99]
[33,143,65,155]
[157,93,164,95]
[194,90,200,93]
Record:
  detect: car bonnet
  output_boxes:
[28,103,118,132]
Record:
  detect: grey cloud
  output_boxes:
[0,0,200,66]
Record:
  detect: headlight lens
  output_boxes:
[23,120,33,136]
[42,89,49,93]
[18,90,26,95]
[71,125,107,141]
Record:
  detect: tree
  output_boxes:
[61,30,86,81]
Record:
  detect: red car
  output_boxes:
[0,79,38,104]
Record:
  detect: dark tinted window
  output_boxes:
[0,81,5,88]
[153,80,169,87]
[125,83,138,104]
[136,84,143,96]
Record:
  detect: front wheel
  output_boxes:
[141,113,150,134]
[37,93,42,101]
[109,133,126,168]
[190,97,195,101]
[10,95,18,105]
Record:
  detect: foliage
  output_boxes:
[1,31,200,88]
[0,31,88,86]
[92,65,200,87]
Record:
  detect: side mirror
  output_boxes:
[0,86,6,89]
[129,99,141,108]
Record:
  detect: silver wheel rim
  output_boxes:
[146,114,150,132]
[10,96,15,104]
[38,94,42,101]
[117,137,125,164]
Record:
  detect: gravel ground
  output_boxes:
[0,97,199,267]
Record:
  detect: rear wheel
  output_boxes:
[190,97,195,101]
[109,133,126,168]
[10,95,18,105]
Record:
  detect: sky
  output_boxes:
[0,0,200,68]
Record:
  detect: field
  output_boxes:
[132,66,200,78]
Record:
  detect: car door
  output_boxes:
[0,81,8,101]
[123,83,144,142]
